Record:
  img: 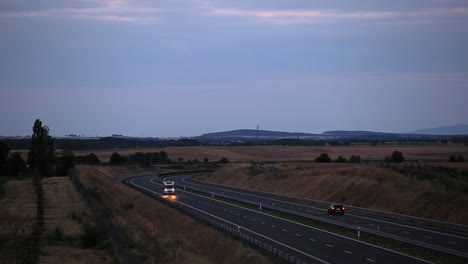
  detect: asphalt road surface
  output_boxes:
[167,173,468,259]
[127,173,437,264]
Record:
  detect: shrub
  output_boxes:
[110,152,125,165]
[335,156,348,163]
[218,157,230,164]
[315,153,331,163]
[349,155,361,163]
[386,151,404,163]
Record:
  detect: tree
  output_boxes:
[28,119,54,176]
[75,153,101,165]
[349,155,361,163]
[203,157,209,164]
[110,152,125,165]
[218,157,230,164]
[335,156,348,163]
[55,150,75,176]
[5,153,27,176]
[449,155,458,162]
[0,142,10,174]
[387,151,404,163]
[315,153,331,163]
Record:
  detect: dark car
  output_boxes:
[328,204,346,215]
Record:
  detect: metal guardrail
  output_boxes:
[178,176,468,260]
[123,177,322,264]
[186,176,468,234]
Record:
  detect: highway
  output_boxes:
[126,173,434,264]
[166,173,468,259]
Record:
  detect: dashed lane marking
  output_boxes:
[366,258,375,263]
[325,244,333,248]
[344,251,352,254]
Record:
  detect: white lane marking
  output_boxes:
[236,213,239,216]
[272,225,276,228]
[366,258,375,263]
[424,236,432,239]
[344,250,352,254]
[161,179,434,264]
[325,244,333,248]
[296,234,301,237]
[132,179,331,264]
[309,238,316,242]
[180,176,468,241]
[282,229,287,232]
[403,231,411,234]
[448,241,457,245]
[252,218,256,221]
[261,222,265,224]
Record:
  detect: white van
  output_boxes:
[163,181,175,195]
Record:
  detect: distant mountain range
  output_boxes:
[198,124,468,141]
[198,129,320,139]
[409,124,468,135]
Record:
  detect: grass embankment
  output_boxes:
[75,165,272,264]
[41,177,113,264]
[0,176,113,263]
[180,186,466,264]
[198,162,468,225]
[0,179,36,263]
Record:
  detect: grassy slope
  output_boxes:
[0,180,36,263]
[40,177,113,264]
[76,165,271,264]
[199,162,468,225]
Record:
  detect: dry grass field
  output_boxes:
[40,177,113,264]
[0,180,36,263]
[75,165,271,264]
[198,162,468,225]
[64,144,468,163]
[0,176,113,264]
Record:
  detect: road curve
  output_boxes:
[168,173,468,259]
[127,172,433,264]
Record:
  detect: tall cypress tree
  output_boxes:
[28,119,54,176]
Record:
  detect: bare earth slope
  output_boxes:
[199,163,468,225]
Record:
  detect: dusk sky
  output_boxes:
[1,0,468,137]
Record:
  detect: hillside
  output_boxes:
[199,129,319,139]
[197,162,468,225]
[410,124,468,135]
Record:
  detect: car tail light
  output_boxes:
[331,207,335,210]
[343,207,346,210]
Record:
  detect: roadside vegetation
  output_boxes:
[75,165,272,264]
[198,159,468,225]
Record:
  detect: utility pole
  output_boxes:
[257,125,259,145]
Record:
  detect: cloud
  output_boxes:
[0,0,161,23]
[206,6,468,24]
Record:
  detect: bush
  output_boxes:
[5,153,27,176]
[75,153,101,165]
[349,155,361,163]
[81,223,107,248]
[335,156,348,163]
[449,155,466,162]
[386,151,404,163]
[218,157,230,164]
[315,153,331,163]
[110,152,125,165]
